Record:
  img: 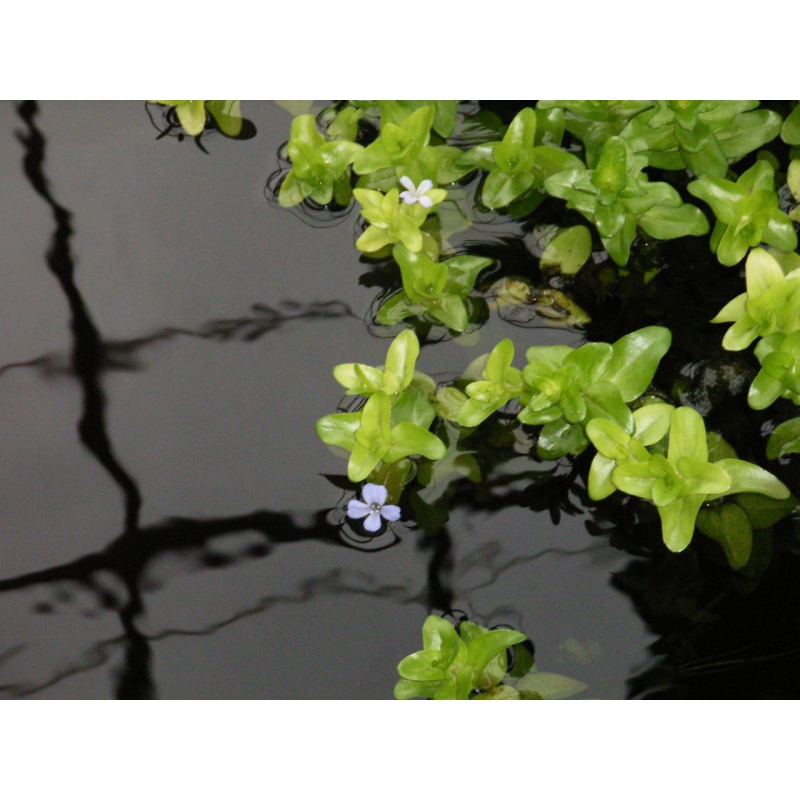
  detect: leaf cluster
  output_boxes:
[586,405,789,556]
[315,330,446,483]
[620,101,782,178]
[150,101,247,138]
[450,326,672,460]
[544,136,709,266]
[394,615,587,700]
[375,244,493,332]
[279,112,364,208]
[688,161,797,267]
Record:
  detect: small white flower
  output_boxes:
[399,176,436,208]
[346,483,401,533]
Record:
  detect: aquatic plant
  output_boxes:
[149,100,246,138]
[353,184,444,255]
[712,247,800,351]
[517,326,671,458]
[375,244,493,332]
[586,406,789,553]
[688,160,798,266]
[394,615,585,700]
[544,136,709,266]
[272,100,800,572]
[458,106,582,210]
[279,113,363,207]
[619,101,782,178]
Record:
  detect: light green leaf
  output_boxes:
[386,423,446,463]
[583,382,634,432]
[384,330,420,395]
[658,494,705,552]
[612,460,656,500]
[767,417,800,459]
[712,458,790,499]
[668,406,708,462]
[638,203,709,239]
[603,326,672,401]
[396,649,447,682]
[536,417,589,459]
[513,671,588,700]
[540,225,593,275]
[697,503,753,570]
[315,412,361,451]
[632,404,674,446]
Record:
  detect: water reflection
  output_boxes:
[8,100,800,699]
[17,100,142,534]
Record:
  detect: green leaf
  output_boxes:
[675,457,731,496]
[748,368,784,410]
[612,460,657,500]
[712,458,790,499]
[390,386,435,430]
[422,614,460,655]
[697,503,753,570]
[632,403,674,446]
[429,294,469,332]
[668,406,708,462]
[658,494,705,552]
[603,326,672,401]
[540,226,593,275]
[588,453,618,500]
[386,423,446,463]
[717,110,782,160]
[396,649,447,682]
[583,382,634,432]
[173,101,207,136]
[536,417,589,459]
[513,671,588,700]
[638,203,709,240]
[565,342,613,385]
[465,629,527,684]
[393,678,440,700]
[443,255,493,297]
[315,412,361,451]
[782,105,800,145]
[586,417,633,460]
[767,417,800,459]
[375,293,420,326]
[737,492,797,528]
[205,100,243,137]
[384,329,419,395]
[482,170,535,209]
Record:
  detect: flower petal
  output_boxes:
[380,504,401,522]
[363,511,383,533]
[346,499,371,519]
[418,195,434,208]
[399,176,415,192]
[418,179,433,194]
[362,483,388,505]
[399,191,416,205]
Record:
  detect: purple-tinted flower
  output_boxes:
[346,483,401,533]
[399,176,435,208]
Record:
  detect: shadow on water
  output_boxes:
[17,100,143,535]
[3,102,465,698]
[11,100,800,700]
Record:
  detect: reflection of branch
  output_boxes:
[16,100,141,534]
[457,540,605,596]
[0,563,427,699]
[0,300,358,379]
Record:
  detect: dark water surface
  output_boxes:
[2,101,797,699]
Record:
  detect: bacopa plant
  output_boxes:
[264,100,800,582]
[394,615,586,700]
